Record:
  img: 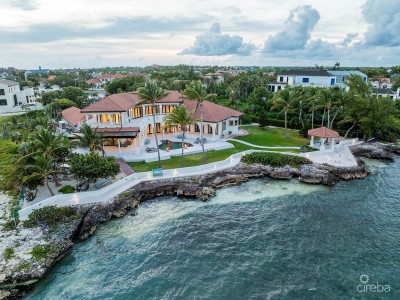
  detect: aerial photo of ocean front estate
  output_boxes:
[1,0,400,299]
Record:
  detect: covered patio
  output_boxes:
[308,127,340,152]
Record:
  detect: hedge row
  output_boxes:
[241,152,311,168]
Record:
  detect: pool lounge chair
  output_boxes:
[145,146,158,153]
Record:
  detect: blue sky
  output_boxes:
[0,0,399,68]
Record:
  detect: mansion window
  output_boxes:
[229,120,234,126]
[0,89,5,96]
[0,99,7,106]
[162,105,176,114]
[194,124,200,132]
[222,121,226,130]
[131,107,143,119]
[145,105,160,116]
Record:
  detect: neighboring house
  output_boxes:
[204,72,225,84]
[24,67,51,80]
[0,79,36,108]
[86,74,127,90]
[370,78,393,89]
[37,82,61,94]
[76,91,242,152]
[371,88,398,100]
[263,72,275,77]
[58,106,90,135]
[328,70,368,88]
[0,72,16,80]
[222,69,247,76]
[268,69,368,92]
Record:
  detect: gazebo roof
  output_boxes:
[308,127,340,138]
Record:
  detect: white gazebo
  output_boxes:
[308,127,340,152]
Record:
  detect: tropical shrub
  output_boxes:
[58,185,75,194]
[3,247,14,260]
[30,245,55,260]
[241,152,311,168]
[23,205,79,228]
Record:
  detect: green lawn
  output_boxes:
[128,141,299,172]
[236,126,309,147]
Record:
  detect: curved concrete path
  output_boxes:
[228,138,301,149]
[18,150,257,219]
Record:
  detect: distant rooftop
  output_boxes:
[328,70,367,77]
[0,79,19,87]
[279,70,333,77]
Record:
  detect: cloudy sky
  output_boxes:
[0,0,399,69]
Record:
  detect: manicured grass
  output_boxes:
[236,126,309,147]
[128,141,299,172]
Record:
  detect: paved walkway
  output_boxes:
[18,150,254,220]
[116,158,135,175]
[228,138,301,149]
[18,141,361,220]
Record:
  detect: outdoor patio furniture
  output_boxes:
[145,139,150,145]
[194,137,200,144]
[176,134,184,139]
[145,146,158,153]
[152,168,163,176]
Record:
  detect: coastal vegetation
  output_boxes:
[241,152,312,168]
[22,205,79,228]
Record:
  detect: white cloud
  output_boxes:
[179,23,255,56]
[0,0,398,68]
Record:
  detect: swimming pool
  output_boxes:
[159,139,193,151]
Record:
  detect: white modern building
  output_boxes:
[268,69,368,92]
[86,74,127,90]
[0,80,36,108]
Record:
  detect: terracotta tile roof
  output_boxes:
[157,90,184,103]
[308,127,340,138]
[86,78,102,84]
[81,91,243,122]
[62,107,89,126]
[183,99,243,123]
[81,93,141,113]
[97,74,126,80]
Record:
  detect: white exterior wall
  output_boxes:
[0,82,25,108]
[223,117,240,135]
[292,75,335,87]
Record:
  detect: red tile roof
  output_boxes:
[308,127,340,138]
[62,107,89,126]
[86,78,102,84]
[183,99,243,123]
[97,74,126,80]
[81,93,141,112]
[81,91,243,122]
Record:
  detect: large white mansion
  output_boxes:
[60,91,242,156]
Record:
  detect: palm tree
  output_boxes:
[76,123,108,156]
[271,89,295,138]
[307,89,320,129]
[163,105,194,167]
[183,80,216,164]
[22,154,60,196]
[316,89,333,128]
[138,79,166,168]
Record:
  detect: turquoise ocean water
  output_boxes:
[25,159,400,299]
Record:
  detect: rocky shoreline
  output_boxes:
[0,142,399,299]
